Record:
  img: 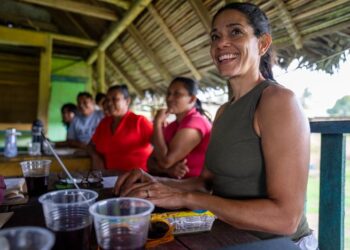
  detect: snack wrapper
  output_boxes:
[151,210,216,235]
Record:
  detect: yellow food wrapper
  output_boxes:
[151,210,216,235]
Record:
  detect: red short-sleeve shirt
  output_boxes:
[163,108,212,178]
[92,111,153,171]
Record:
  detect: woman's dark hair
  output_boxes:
[107,84,130,99]
[61,103,77,115]
[61,103,77,128]
[212,2,274,80]
[77,91,93,100]
[171,77,211,122]
[95,92,106,104]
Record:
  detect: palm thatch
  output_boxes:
[1,0,350,96]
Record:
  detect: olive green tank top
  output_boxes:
[205,80,310,241]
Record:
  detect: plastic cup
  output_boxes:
[89,198,154,250]
[39,189,98,250]
[0,226,55,250]
[20,160,51,196]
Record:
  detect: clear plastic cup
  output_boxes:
[0,226,55,250]
[39,189,98,250]
[89,198,154,250]
[20,160,51,196]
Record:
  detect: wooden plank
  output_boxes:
[0,25,96,48]
[0,155,91,177]
[37,35,52,130]
[310,120,350,134]
[51,34,97,47]
[87,0,152,64]
[97,0,130,10]
[0,123,32,131]
[97,50,106,93]
[147,4,202,80]
[0,25,47,47]
[106,55,144,97]
[127,24,172,82]
[188,0,211,34]
[319,134,345,250]
[272,0,303,50]
[20,0,118,21]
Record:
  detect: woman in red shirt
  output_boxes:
[89,85,153,172]
[148,77,212,179]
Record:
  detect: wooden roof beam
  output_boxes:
[0,25,96,48]
[97,0,130,10]
[147,4,202,80]
[0,25,47,47]
[19,0,118,21]
[116,42,157,91]
[127,24,172,83]
[51,34,97,47]
[87,0,152,64]
[188,0,211,34]
[64,12,91,39]
[293,0,349,22]
[106,55,144,97]
[272,0,303,50]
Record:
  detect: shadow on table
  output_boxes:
[221,237,301,250]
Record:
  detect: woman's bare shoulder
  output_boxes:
[260,83,297,109]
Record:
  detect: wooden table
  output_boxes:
[0,151,91,177]
[2,188,260,249]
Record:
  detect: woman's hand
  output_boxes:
[154,109,169,127]
[120,181,187,210]
[165,159,189,179]
[113,168,156,196]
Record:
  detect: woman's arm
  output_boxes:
[193,87,309,235]
[114,167,214,197]
[152,109,203,169]
[122,86,310,235]
[147,153,189,179]
[86,142,105,170]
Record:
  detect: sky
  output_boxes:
[273,51,350,118]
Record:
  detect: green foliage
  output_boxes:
[327,95,350,116]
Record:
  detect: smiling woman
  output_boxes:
[147,77,212,179]
[114,3,317,250]
[88,85,153,172]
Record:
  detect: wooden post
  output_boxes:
[37,35,53,130]
[319,134,345,250]
[310,119,349,250]
[97,50,106,93]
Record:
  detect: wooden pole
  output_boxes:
[87,0,152,65]
[37,35,53,130]
[97,50,106,93]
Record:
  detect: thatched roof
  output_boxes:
[1,0,350,96]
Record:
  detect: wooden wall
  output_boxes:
[0,51,39,123]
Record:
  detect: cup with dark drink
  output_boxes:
[39,189,98,250]
[0,226,55,250]
[20,160,51,197]
[89,198,154,250]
